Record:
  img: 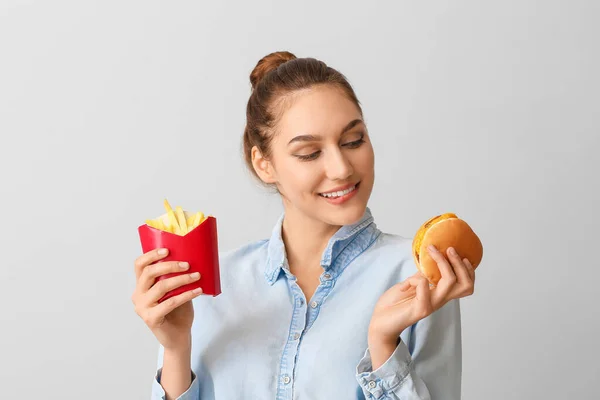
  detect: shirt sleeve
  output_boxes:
[355,299,462,399]
[150,345,201,400]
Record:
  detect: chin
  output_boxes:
[319,202,368,227]
[315,180,372,226]
[334,210,366,226]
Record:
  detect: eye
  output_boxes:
[293,132,365,162]
[342,132,365,148]
[295,151,321,161]
[343,138,365,149]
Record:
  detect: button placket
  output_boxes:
[304,267,336,330]
[276,282,306,399]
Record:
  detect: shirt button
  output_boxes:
[293,333,300,340]
[323,273,332,280]
[283,375,291,384]
[310,301,318,309]
[368,380,377,389]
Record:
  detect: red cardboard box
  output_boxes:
[138,214,221,302]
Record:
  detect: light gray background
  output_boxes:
[1,1,598,399]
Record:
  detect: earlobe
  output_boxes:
[251,146,276,184]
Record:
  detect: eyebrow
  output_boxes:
[287,118,364,145]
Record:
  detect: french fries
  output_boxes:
[145,199,206,235]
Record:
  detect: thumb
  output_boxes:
[415,277,432,305]
[397,280,411,292]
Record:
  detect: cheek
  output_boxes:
[278,161,320,195]
[354,146,375,173]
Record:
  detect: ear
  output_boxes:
[251,145,277,184]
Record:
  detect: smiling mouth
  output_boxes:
[319,182,360,198]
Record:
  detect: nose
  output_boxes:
[324,148,354,181]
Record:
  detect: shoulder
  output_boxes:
[219,238,269,259]
[371,231,415,260]
[218,238,269,268]
[358,230,419,279]
[209,238,271,292]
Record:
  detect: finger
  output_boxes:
[463,258,475,283]
[139,261,190,293]
[393,287,417,306]
[134,248,170,280]
[385,279,416,307]
[446,247,471,287]
[427,245,457,303]
[397,280,411,292]
[415,276,430,300]
[390,275,425,305]
[414,277,433,318]
[148,287,203,327]
[445,248,475,300]
[405,274,429,293]
[393,274,425,290]
[145,272,202,305]
[399,271,425,289]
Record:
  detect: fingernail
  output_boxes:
[449,247,457,256]
[179,262,189,269]
[158,248,168,255]
[427,245,436,252]
[190,272,200,279]
[192,288,203,294]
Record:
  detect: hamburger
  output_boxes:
[412,213,483,285]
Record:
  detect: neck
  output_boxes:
[280,205,341,275]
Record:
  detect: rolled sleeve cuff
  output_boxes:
[356,340,412,398]
[151,368,199,400]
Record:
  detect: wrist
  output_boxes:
[368,337,398,371]
[368,332,398,350]
[163,334,192,356]
[164,345,191,358]
[368,324,406,347]
[163,344,191,373]
[161,343,192,397]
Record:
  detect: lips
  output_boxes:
[318,182,360,199]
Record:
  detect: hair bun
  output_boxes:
[250,51,297,90]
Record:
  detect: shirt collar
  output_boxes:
[264,207,376,285]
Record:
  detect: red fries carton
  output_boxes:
[138,200,221,302]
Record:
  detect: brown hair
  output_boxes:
[242,51,363,187]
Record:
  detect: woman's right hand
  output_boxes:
[131,248,203,351]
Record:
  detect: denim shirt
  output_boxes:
[151,207,462,399]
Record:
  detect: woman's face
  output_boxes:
[254,85,375,227]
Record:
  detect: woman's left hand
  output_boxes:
[368,245,476,346]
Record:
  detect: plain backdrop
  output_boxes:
[1,1,598,399]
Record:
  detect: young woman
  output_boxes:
[132,51,476,400]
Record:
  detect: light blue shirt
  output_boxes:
[151,207,462,399]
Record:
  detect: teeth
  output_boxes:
[320,185,356,198]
